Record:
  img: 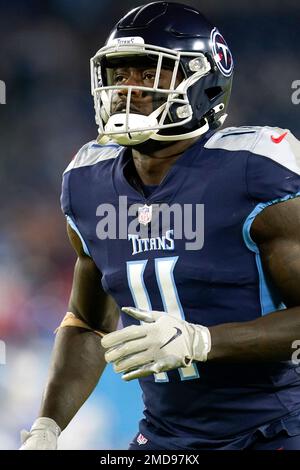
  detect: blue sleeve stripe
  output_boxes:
[66,215,91,257]
[242,192,300,253]
[91,143,120,149]
[242,193,300,315]
[254,253,285,315]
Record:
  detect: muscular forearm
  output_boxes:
[39,327,106,430]
[208,306,300,362]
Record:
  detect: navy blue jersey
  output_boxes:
[61,126,300,449]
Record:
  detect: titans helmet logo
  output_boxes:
[211,28,234,77]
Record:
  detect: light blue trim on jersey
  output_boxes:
[155,256,185,320]
[243,192,300,315]
[126,259,152,311]
[66,215,91,257]
[126,259,169,383]
[155,256,199,381]
[254,253,283,315]
[243,192,300,253]
[178,363,200,381]
[153,372,169,383]
[91,143,120,149]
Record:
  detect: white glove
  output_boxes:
[101,307,211,381]
[20,417,61,450]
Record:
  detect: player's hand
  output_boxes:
[19,417,61,450]
[101,307,211,381]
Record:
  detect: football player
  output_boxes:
[21,2,300,450]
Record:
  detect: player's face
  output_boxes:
[109,62,183,116]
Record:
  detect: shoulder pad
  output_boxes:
[63,141,123,174]
[204,126,263,151]
[205,126,300,174]
[251,127,300,175]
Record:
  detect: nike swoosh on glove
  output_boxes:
[101,307,211,381]
[20,417,61,450]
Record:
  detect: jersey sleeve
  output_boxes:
[246,127,300,202]
[60,141,95,217]
[60,168,71,217]
[60,142,95,257]
[60,139,122,258]
[244,127,300,253]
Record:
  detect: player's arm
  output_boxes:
[20,224,119,449]
[208,196,300,362]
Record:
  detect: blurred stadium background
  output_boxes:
[0,0,299,449]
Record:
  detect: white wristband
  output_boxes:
[192,325,212,362]
[20,417,61,450]
[30,417,61,436]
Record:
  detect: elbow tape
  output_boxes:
[55,312,105,337]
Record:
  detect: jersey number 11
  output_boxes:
[126,256,199,382]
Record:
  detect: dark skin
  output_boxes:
[209,197,300,362]
[39,224,119,429]
[39,66,300,430]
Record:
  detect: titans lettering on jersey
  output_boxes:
[129,230,174,255]
[61,126,300,449]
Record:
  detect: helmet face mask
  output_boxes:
[102,52,185,119]
[90,2,234,146]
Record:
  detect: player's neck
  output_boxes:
[131,137,198,185]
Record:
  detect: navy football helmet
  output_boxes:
[91,1,233,146]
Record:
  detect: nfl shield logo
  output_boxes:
[137,433,148,445]
[138,204,152,225]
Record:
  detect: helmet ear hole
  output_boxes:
[205,86,222,101]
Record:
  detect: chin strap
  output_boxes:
[98,103,225,145]
[150,118,209,142]
[151,103,226,142]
